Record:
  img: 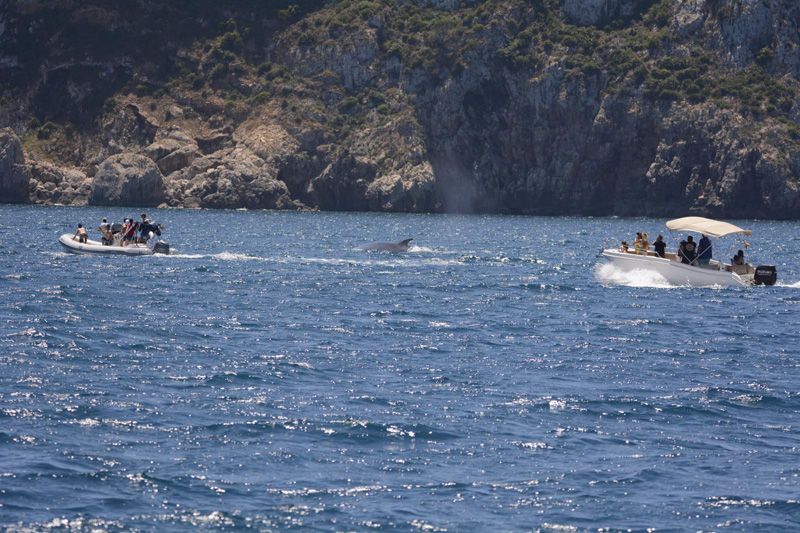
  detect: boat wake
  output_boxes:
[155,252,262,261]
[594,263,676,288]
[777,280,800,288]
[155,252,465,267]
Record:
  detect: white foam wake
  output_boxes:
[155,252,264,261]
[211,252,263,261]
[155,252,463,267]
[778,280,800,288]
[408,245,436,253]
[594,262,675,288]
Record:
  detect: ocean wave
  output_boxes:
[702,496,797,509]
[7,517,129,532]
[202,370,266,385]
[321,420,460,442]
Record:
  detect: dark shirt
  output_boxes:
[680,240,697,264]
[654,240,666,258]
[698,236,712,261]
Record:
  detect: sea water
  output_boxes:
[1,205,799,530]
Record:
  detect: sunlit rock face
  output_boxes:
[90,153,166,207]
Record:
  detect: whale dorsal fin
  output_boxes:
[399,238,413,247]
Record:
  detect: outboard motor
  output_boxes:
[753,265,777,286]
[153,241,170,255]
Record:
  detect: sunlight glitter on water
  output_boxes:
[0,206,799,530]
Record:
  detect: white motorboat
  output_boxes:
[59,234,170,256]
[600,216,777,287]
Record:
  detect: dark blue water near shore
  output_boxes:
[1,205,799,531]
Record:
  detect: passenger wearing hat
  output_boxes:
[121,218,136,246]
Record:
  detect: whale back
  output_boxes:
[363,238,413,252]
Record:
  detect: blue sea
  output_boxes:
[1,205,799,531]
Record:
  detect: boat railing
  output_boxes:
[615,247,753,273]
[616,248,674,260]
[728,263,753,275]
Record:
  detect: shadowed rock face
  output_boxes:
[90,153,166,207]
[561,0,657,27]
[0,0,798,217]
[0,129,30,204]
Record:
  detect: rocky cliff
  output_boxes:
[0,0,798,218]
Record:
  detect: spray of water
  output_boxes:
[408,245,436,253]
[594,262,676,288]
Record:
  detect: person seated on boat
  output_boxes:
[732,249,745,265]
[679,236,697,264]
[98,218,112,245]
[138,218,158,243]
[620,240,629,252]
[73,223,88,243]
[634,232,643,254]
[640,232,650,254]
[696,234,712,266]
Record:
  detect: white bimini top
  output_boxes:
[665,216,752,238]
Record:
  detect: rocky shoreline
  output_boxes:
[1,1,799,219]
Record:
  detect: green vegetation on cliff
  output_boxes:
[1,0,798,217]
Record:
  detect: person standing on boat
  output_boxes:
[697,234,712,266]
[137,213,149,243]
[121,218,136,246]
[634,232,643,254]
[653,235,666,258]
[73,224,88,243]
[679,235,697,264]
[641,232,650,254]
[99,218,112,245]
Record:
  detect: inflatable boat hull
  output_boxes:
[58,234,167,256]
